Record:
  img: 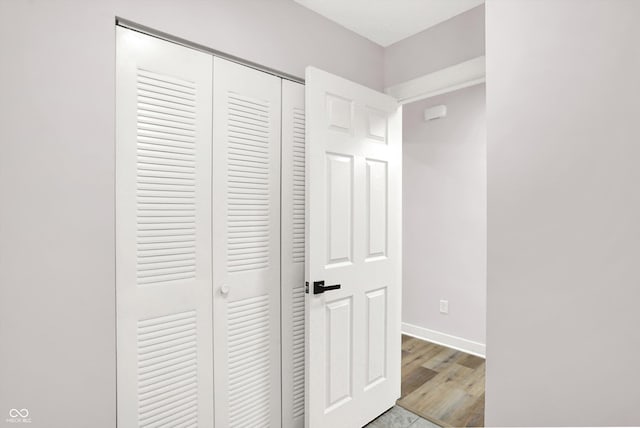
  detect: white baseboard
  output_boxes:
[402,322,486,358]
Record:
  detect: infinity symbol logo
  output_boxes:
[9,409,29,418]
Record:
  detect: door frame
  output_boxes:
[385,56,485,105]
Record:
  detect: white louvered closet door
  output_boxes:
[116,28,214,428]
[212,57,282,428]
[281,80,306,428]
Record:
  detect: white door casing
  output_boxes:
[212,57,282,428]
[116,27,214,427]
[281,80,306,428]
[305,67,403,428]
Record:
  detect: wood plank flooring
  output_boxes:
[397,335,485,427]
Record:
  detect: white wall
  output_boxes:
[384,4,485,87]
[0,1,382,427]
[485,0,640,425]
[403,84,486,352]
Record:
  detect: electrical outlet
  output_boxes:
[439,300,449,314]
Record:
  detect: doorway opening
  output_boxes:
[385,77,487,428]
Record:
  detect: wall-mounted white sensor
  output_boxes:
[424,104,447,121]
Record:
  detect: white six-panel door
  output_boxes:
[116,27,214,428]
[305,67,403,428]
[281,80,307,428]
[212,57,282,428]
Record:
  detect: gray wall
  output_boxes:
[0,1,382,427]
[485,0,640,425]
[384,4,485,87]
[403,84,486,347]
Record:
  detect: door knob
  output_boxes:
[313,280,341,295]
[220,285,230,296]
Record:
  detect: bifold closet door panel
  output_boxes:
[116,27,214,428]
[281,80,306,428]
[212,57,282,428]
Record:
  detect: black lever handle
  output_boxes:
[313,280,341,295]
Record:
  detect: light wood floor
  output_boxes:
[397,335,485,427]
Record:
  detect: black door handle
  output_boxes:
[313,280,341,295]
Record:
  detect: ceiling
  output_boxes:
[294,0,484,47]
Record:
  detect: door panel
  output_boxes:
[325,296,354,410]
[366,159,388,259]
[305,67,402,428]
[212,57,282,428]
[365,287,387,387]
[326,153,354,265]
[116,27,214,428]
[281,80,306,428]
